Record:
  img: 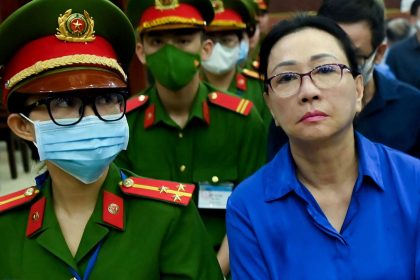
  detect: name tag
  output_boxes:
[198,182,233,209]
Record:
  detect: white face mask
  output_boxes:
[416,20,420,31]
[202,42,240,74]
[238,40,250,64]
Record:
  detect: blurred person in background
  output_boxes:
[386,0,420,89]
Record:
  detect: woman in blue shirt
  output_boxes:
[226,15,420,279]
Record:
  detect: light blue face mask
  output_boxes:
[21,114,129,184]
[237,40,250,64]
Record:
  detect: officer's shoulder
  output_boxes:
[241,67,264,81]
[126,94,149,113]
[207,90,254,116]
[119,176,195,206]
[0,186,39,214]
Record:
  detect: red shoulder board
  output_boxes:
[126,95,149,113]
[242,68,264,80]
[208,91,253,116]
[119,177,195,206]
[0,187,39,213]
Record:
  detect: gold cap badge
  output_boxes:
[211,0,224,13]
[155,0,179,10]
[56,9,95,42]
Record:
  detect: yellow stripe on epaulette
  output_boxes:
[0,187,39,213]
[242,68,264,80]
[126,94,149,113]
[119,177,195,206]
[208,91,254,116]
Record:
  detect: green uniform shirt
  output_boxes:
[0,164,223,279]
[228,67,272,126]
[116,82,267,248]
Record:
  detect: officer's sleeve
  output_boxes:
[226,195,268,279]
[159,201,224,280]
[237,107,268,181]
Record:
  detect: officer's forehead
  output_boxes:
[143,28,202,38]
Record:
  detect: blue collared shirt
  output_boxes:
[227,133,420,279]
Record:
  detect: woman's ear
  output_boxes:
[354,74,364,113]
[7,113,35,142]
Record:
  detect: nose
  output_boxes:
[297,75,321,103]
[83,105,96,117]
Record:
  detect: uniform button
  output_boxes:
[178,132,183,138]
[24,187,35,197]
[180,165,186,172]
[122,178,134,188]
[211,176,219,183]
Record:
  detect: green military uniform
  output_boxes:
[0,164,223,279]
[123,0,268,249]
[203,66,272,126]
[201,0,272,126]
[116,82,267,248]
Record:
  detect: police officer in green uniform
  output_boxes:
[0,0,223,279]
[118,0,267,276]
[201,0,272,126]
[243,0,270,72]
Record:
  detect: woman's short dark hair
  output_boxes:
[259,14,359,88]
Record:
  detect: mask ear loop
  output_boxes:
[19,113,39,148]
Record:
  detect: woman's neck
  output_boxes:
[47,162,105,215]
[290,128,358,192]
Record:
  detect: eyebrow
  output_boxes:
[270,53,338,74]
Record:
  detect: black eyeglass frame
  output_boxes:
[265,63,355,96]
[21,89,128,126]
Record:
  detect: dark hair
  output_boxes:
[386,18,411,44]
[259,14,359,87]
[318,0,385,50]
[411,0,420,16]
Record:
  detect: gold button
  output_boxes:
[178,132,183,138]
[210,92,218,100]
[211,176,219,183]
[123,178,134,188]
[180,165,186,172]
[108,203,120,215]
[24,187,35,197]
[139,95,146,102]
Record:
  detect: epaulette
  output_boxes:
[242,68,264,81]
[0,187,39,213]
[208,91,253,116]
[126,95,149,113]
[119,177,195,206]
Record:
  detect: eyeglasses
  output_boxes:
[207,33,240,48]
[21,90,127,126]
[265,63,353,98]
